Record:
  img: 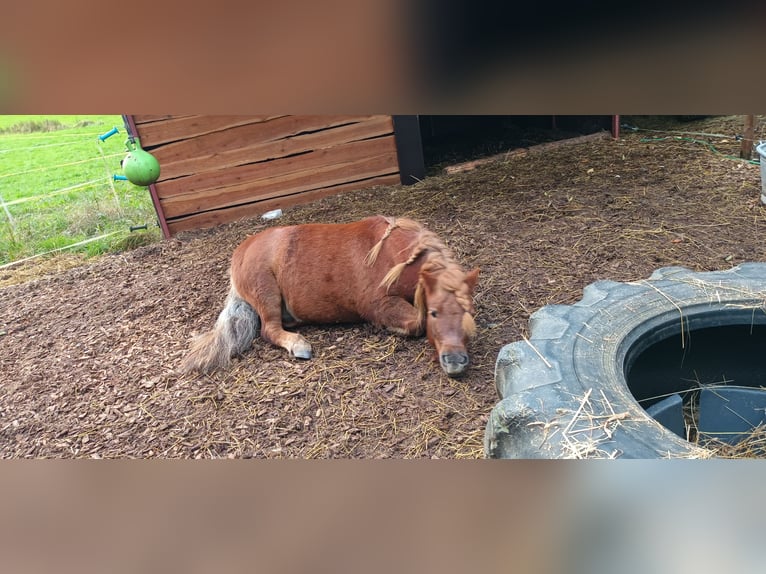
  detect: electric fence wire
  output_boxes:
[0,141,74,154]
[0,230,129,270]
[0,152,124,180]
[2,179,105,207]
[0,121,140,266]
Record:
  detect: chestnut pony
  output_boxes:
[180,216,479,377]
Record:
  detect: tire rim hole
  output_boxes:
[625,318,766,452]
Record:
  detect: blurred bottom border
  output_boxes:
[0,460,762,574]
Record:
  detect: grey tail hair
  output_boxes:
[179,286,260,374]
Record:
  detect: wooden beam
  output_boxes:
[156,135,398,199]
[131,115,195,124]
[444,131,611,175]
[160,148,399,218]
[741,115,755,160]
[136,116,285,147]
[124,115,171,239]
[166,174,401,235]
[152,116,392,181]
[392,116,425,185]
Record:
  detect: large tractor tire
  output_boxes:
[485,263,766,459]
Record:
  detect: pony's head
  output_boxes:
[416,264,480,377]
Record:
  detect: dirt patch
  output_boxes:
[1,115,764,458]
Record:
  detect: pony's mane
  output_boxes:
[365,217,475,322]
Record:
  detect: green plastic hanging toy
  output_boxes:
[122,137,161,186]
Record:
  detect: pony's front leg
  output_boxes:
[368,296,424,337]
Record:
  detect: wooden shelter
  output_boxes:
[124,115,423,237]
[124,114,617,238]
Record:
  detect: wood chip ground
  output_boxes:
[1,116,764,458]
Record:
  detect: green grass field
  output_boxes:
[0,115,160,266]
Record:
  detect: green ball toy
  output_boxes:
[122,138,160,186]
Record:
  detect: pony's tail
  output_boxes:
[179,286,260,374]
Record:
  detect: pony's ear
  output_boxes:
[464,268,480,293]
[420,268,440,293]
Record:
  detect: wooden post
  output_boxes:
[741,114,755,160]
[392,116,426,185]
[122,115,172,239]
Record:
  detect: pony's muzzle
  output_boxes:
[439,351,470,377]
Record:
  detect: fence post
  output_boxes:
[0,193,17,243]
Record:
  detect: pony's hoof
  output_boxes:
[290,340,312,360]
[293,348,312,360]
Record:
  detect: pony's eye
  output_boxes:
[429,310,438,318]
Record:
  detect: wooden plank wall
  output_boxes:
[129,115,401,236]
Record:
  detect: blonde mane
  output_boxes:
[365,217,476,334]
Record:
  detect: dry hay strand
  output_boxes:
[556,389,634,459]
[0,252,90,288]
[537,388,721,459]
[697,424,766,459]
[525,389,636,459]
[681,382,766,460]
[657,369,766,457]
[169,329,488,459]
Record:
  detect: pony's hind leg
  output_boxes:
[234,272,312,360]
[261,315,313,359]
